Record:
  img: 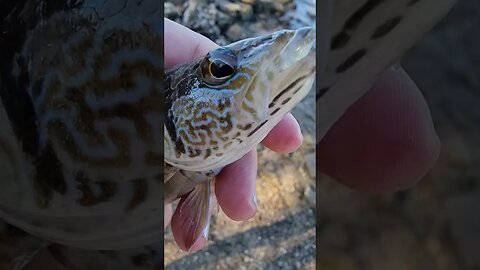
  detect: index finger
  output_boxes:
[164,18,218,68]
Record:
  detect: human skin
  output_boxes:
[164,18,440,251]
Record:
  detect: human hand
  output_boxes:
[317,66,440,192]
[164,18,304,251]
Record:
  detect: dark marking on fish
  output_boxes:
[270,108,281,116]
[345,0,386,30]
[271,76,307,105]
[131,253,151,267]
[237,123,252,130]
[174,138,186,157]
[293,85,304,95]
[0,1,75,159]
[281,97,291,105]
[331,31,351,50]
[188,147,201,158]
[76,173,117,206]
[126,178,148,211]
[335,49,367,73]
[165,65,203,157]
[316,87,330,101]
[204,148,211,159]
[247,120,268,137]
[0,60,39,157]
[31,78,44,100]
[407,0,421,6]
[371,16,403,39]
[233,132,241,139]
[224,141,233,149]
[34,144,67,208]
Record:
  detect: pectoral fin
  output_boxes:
[170,180,216,251]
[164,163,179,184]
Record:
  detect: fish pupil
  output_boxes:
[210,60,234,79]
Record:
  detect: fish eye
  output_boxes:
[201,48,237,85]
[209,59,234,79]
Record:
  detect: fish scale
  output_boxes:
[0,0,458,269]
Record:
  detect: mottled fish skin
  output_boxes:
[316,0,458,143]
[0,0,165,255]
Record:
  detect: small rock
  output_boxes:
[304,152,315,178]
[242,256,253,262]
[226,23,248,41]
[304,185,315,207]
[215,36,228,46]
[303,134,314,147]
[164,2,181,18]
[218,1,253,20]
[271,2,285,13]
[255,0,293,15]
[216,10,231,29]
[183,3,222,42]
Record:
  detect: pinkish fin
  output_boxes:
[171,180,216,251]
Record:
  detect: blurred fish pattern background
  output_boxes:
[165,0,480,269]
[164,0,317,269]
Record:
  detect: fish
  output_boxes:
[164,27,316,250]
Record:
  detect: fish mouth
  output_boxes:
[230,27,316,122]
[229,27,316,69]
[272,27,316,73]
[267,27,316,102]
